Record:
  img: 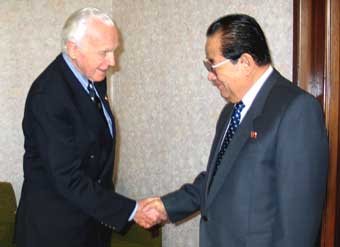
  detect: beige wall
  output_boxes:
[0,1,292,247]
[111,1,293,247]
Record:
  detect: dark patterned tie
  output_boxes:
[87,81,105,118]
[208,101,245,191]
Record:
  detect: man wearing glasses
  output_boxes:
[143,14,329,247]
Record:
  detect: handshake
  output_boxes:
[133,197,169,228]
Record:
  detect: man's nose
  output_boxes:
[105,51,115,67]
[207,71,216,81]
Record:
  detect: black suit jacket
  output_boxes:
[162,69,329,247]
[15,54,135,247]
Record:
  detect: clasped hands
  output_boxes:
[134,197,168,228]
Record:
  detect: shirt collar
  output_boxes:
[242,65,273,108]
[62,52,90,93]
[237,65,273,122]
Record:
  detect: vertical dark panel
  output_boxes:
[311,0,325,104]
[294,0,340,246]
[332,0,340,245]
[294,0,325,100]
[324,0,340,246]
[292,0,299,86]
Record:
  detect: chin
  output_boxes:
[93,76,106,82]
[220,91,229,99]
[221,93,233,103]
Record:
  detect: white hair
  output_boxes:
[61,7,115,52]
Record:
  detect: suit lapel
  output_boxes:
[55,54,112,138]
[205,105,233,192]
[206,111,255,204]
[94,81,116,134]
[205,69,281,207]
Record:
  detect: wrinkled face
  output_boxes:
[68,18,119,82]
[205,33,246,103]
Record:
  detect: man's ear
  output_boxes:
[66,41,78,60]
[238,53,255,75]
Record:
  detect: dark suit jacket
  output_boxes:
[162,69,329,247]
[15,54,135,247]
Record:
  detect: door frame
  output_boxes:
[293,0,340,246]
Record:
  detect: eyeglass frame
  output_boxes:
[203,58,231,73]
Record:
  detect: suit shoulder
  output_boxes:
[27,55,70,100]
[266,74,320,112]
[24,55,75,114]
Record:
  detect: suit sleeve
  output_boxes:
[161,171,206,222]
[28,92,135,232]
[273,93,328,246]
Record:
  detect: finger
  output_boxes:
[143,200,160,213]
[139,197,158,209]
[144,208,161,223]
[142,203,154,213]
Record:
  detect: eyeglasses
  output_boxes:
[203,59,230,73]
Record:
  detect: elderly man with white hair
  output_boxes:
[15,7,156,247]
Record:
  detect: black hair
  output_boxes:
[206,14,271,66]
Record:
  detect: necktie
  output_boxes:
[208,101,245,191]
[87,81,105,118]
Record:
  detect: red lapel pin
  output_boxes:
[250,131,258,139]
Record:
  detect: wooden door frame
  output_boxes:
[293,0,340,246]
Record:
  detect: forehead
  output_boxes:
[205,33,222,61]
[83,18,119,48]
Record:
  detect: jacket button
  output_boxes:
[90,155,95,159]
[202,216,208,222]
[97,179,102,184]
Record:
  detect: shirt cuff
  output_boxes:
[128,202,138,221]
